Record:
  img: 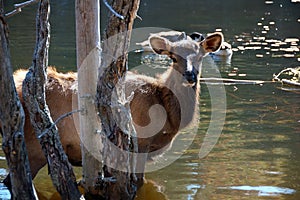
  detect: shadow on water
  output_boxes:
[1,0,300,199]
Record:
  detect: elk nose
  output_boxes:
[184,70,197,84]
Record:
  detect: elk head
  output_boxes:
[149,32,224,86]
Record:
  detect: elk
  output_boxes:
[2,32,223,186]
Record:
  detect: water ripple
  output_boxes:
[219,185,296,196]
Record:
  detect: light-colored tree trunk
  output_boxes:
[75,0,103,198]
[22,0,81,199]
[0,11,37,200]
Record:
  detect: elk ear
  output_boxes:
[149,35,171,56]
[200,32,224,53]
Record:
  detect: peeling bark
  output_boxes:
[95,0,141,199]
[0,14,37,200]
[21,0,81,199]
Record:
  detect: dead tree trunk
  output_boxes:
[0,13,37,200]
[21,0,81,199]
[75,0,103,197]
[95,0,140,199]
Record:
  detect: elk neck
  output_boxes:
[158,64,200,130]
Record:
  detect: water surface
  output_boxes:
[1,0,299,199]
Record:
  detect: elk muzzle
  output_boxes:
[184,69,197,85]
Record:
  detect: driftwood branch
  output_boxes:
[21,0,81,199]
[200,77,270,85]
[273,67,300,87]
[5,0,38,18]
[0,15,37,199]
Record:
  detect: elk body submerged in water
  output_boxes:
[1,32,223,186]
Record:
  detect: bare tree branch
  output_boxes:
[22,0,82,199]
[5,0,38,18]
[14,0,38,8]
[103,0,124,19]
[0,14,38,200]
[200,77,269,85]
[38,109,82,139]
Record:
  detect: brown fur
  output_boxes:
[2,33,223,181]
[13,67,81,178]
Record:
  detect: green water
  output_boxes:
[1,0,300,199]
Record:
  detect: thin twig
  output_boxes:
[200,77,271,85]
[136,14,142,21]
[5,8,22,18]
[273,67,300,87]
[273,68,291,81]
[273,68,300,81]
[14,0,38,8]
[103,0,125,20]
[5,0,38,18]
[38,109,82,139]
[53,109,82,126]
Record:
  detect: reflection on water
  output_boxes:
[1,0,300,199]
[0,183,10,200]
[219,185,296,197]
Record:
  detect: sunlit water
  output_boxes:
[1,0,299,199]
